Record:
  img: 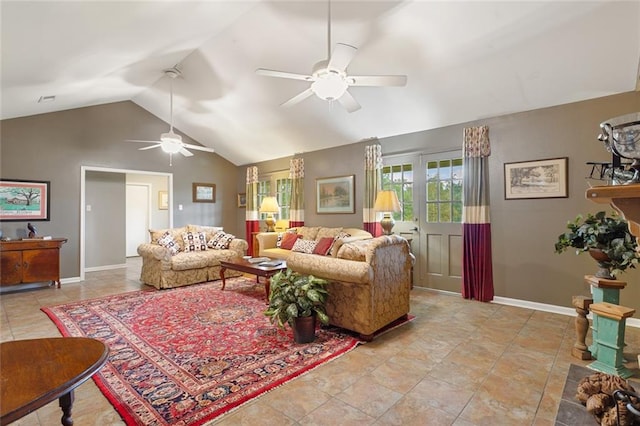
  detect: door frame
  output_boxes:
[125,182,152,257]
[80,166,173,281]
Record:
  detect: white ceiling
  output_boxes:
[2,1,639,166]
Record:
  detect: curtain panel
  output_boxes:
[289,158,304,228]
[363,143,382,236]
[245,166,259,255]
[462,126,494,302]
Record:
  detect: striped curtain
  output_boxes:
[289,158,304,228]
[462,126,494,302]
[245,166,259,255]
[363,143,382,236]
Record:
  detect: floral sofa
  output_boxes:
[137,224,248,290]
[256,226,373,260]
[286,234,413,341]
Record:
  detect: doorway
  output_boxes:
[126,183,151,257]
[80,166,173,280]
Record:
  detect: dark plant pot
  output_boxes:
[292,315,316,343]
[588,249,614,279]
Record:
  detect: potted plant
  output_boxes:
[554,211,639,278]
[264,269,329,343]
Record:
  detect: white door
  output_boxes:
[421,152,463,292]
[382,152,463,291]
[126,184,150,257]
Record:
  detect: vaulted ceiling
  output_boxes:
[2,1,639,166]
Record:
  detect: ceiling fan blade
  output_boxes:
[328,43,357,72]
[281,87,315,108]
[349,75,408,87]
[337,90,361,113]
[138,144,162,151]
[256,68,312,81]
[183,143,215,153]
[179,148,194,157]
[126,139,161,144]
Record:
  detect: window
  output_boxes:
[381,163,413,221]
[426,158,463,223]
[257,171,291,220]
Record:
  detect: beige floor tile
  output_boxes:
[2,258,640,426]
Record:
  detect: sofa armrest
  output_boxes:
[137,243,171,261]
[256,232,279,250]
[228,238,248,257]
[287,252,372,284]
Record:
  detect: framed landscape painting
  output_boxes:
[0,179,50,221]
[504,157,568,199]
[192,182,216,203]
[316,175,355,214]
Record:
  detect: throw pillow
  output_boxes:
[208,231,235,250]
[158,231,180,256]
[182,231,208,253]
[275,233,283,248]
[292,238,317,254]
[280,232,300,250]
[312,237,335,255]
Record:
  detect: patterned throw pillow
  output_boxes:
[312,237,335,256]
[208,232,235,250]
[292,238,317,254]
[276,229,297,247]
[280,233,300,250]
[182,231,208,253]
[158,231,180,256]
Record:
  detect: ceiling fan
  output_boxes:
[127,67,214,165]
[256,0,407,113]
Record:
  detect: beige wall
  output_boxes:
[240,92,640,315]
[1,101,241,279]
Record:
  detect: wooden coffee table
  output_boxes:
[0,337,109,426]
[220,258,287,300]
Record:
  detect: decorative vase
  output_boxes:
[588,249,614,279]
[292,315,316,343]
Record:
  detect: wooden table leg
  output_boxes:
[264,277,271,302]
[59,390,74,426]
[220,267,227,290]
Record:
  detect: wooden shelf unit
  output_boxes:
[0,238,67,288]
[586,184,640,244]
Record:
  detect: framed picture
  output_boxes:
[316,175,355,214]
[504,157,568,200]
[237,192,246,208]
[192,182,216,203]
[158,190,168,210]
[0,179,50,221]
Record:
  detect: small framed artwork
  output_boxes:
[504,157,568,200]
[192,182,216,203]
[237,192,247,208]
[316,175,355,214]
[158,190,169,210]
[0,179,51,221]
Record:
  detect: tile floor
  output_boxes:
[1,258,639,426]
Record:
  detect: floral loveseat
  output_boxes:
[137,224,248,290]
[256,226,373,260]
[286,234,413,340]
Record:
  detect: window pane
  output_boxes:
[427,181,438,201]
[427,203,438,222]
[452,202,462,222]
[439,181,451,201]
[403,202,413,221]
[452,179,463,202]
[439,203,451,222]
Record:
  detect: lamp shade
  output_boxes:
[259,196,280,213]
[373,190,401,213]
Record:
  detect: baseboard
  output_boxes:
[84,263,128,273]
[413,287,640,329]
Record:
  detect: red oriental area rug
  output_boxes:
[41,277,361,425]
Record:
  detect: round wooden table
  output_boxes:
[0,337,109,426]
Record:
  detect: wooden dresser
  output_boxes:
[0,238,67,288]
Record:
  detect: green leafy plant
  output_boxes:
[554,211,639,276]
[264,269,330,328]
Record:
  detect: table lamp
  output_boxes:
[259,196,280,232]
[374,190,401,235]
